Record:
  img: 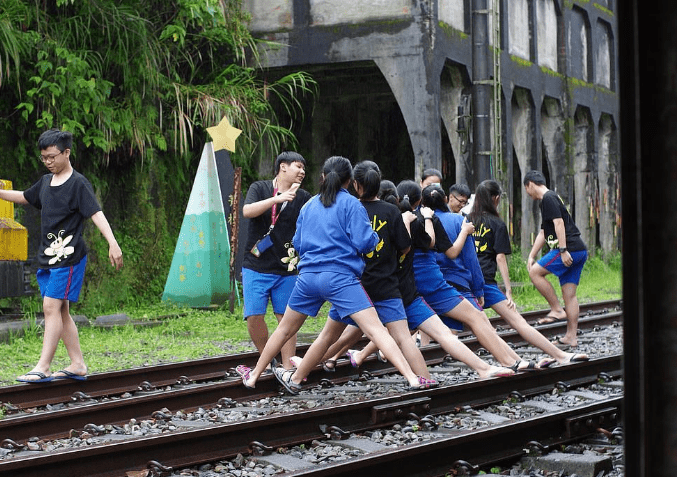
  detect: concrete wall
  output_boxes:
[243,0,620,253]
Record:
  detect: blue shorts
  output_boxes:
[242,267,297,319]
[405,296,436,330]
[450,285,483,312]
[288,271,373,319]
[538,249,588,286]
[37,255,87,302]
[417,281,464,331]
[482,283,507,308]
[329,297,406,326]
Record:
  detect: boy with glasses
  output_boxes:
[0,129,123,382]
[448,183,471,214]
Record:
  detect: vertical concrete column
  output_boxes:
[374,56,442,180]
[440,66,471,184]
[572,107,594,251]
[472,0,492,183]
[596,114,618,254]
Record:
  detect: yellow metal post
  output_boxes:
[0,180,28,261]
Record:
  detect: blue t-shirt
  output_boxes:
[293,189,378,277]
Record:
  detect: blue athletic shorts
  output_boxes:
[329,297,405,326]
[482,283,507,308]
[538,249,588,286]
[450,285,483,312]
[37,255,87,302]
[242,267,297,319]
[288,271,373,319]
[404,296,437,330]
[417,281,464,331]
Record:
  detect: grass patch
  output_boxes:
[0,253,620,387]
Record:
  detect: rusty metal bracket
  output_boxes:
[137,381,156,393]
[323,425,351,440]
[372,397,431,424]
[71,391,92,402]
[565,406,620,438]
[452,459,479,474]
[0,438,24,450]
[249,441,274,456]
[147,460,173,476]
[175,376,193,386]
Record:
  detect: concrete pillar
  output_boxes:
[374,56,442,180]
[440,65,471,184]
[573,107,595,252]
[511,88,538,255]
[540,97,566,197]
[596,114,618,254]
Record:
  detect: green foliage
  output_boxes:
[0,0,316,311]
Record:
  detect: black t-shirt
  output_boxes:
[23,170,101,269]
[473,213,511,284]
[361,200,410,302]
[242,180,311,275]
[540,190,586,252]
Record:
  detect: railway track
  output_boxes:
[0,300,623,476]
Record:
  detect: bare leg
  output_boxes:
[492,301,570,360]
[559,283,580,346]
[290,319,347,385]
[447,300,522,368]
[350,308,421,387]
[276,313,297,369]
[321,325,363,363]
[418,330,432,346]
[529,264,566,319]
[245,306,307,387]
[417,316,513,378]
[20,298,86,381]
[385,320,430,378]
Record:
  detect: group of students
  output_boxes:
[237,153,589,394]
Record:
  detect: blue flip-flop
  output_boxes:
[17,371,53,383]
[53,369,88,381]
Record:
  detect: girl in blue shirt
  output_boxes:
[240,156,435,392]
[400,181,536,372]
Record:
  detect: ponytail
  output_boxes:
[378,180,399,206]
[396,180,421,213]
[353,161,381,200]
[421,184,449,211]
[319,156,353,207]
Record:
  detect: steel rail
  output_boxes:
[0,300,622,410]
[286,397,623,477]
[0,311,622,443]
[0,355,622,477]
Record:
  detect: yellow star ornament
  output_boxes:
[206,116,242,152]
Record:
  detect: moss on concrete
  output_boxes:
[593,3,614,17]
[438,21,469,40]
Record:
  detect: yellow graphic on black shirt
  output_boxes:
[473,223,491,253]
[365,214,387,259]
[45,230,74,265]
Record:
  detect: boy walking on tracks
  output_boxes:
[0,129,123,382]
[523,170,587,348]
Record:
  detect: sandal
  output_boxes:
[346,349,360,368]
[236,365,255,390]
[273,367,302,395]
[562,353,589,364]
[510,360,539,372]
[537,357,557,369]
[377,350,387,363]
[408,375,439,391]
[289,356,302,368]
[322,359,337,372]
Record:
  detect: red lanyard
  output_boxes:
[271,185,280,226]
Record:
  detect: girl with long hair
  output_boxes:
[238,156,436,393]
[467,180,588,366]
[406,181,536,371]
